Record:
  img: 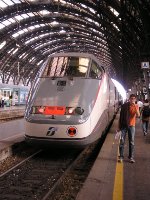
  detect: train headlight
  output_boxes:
[65,107,84,115]
[67,107,74,114]
[30,106,45,114]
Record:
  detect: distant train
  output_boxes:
[0,83,29,106]
[25,52,121,147]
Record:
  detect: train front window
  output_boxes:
[40,56,90,78]
[89,60,103,79]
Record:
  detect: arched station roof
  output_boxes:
[0,0,149,88]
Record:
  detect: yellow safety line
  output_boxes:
[113,148,123,200]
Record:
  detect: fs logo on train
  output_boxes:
[46,127,58,136]
[67,126,77,137]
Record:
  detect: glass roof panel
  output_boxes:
[27,13,35,17]
[39,10,50,16]
[18,30,25,35]
[15,15,23,20]
[8,48,14,54]
[54,0,66,3]
[37,60,43,65]
[9,18,16,23]
[12,48,19,54]
[0,0,7,8]
[89,8,95,14]
[2,20,12,26]
[21,14,30,19]
[28,25,36,30]
[34,25,40,28]
[13,0,21,3]
[29,57,35,62]
[0,12,36,31]
[109,7,119,17]
[0,23,5,29]
[12,32,19,38]
[3,0,14,6]
[0,41,6,49]
[50,21,59,26]
[25,33,50,44]
[12,24,46,38]
[19,52,25,58]
[22,53,29,59]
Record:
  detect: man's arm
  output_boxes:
[135,104,140,117]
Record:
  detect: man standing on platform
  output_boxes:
[118,94,140,163]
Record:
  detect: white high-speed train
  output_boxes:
[25,52,120,147]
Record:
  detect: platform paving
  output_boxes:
[0,106,25,161]
[76,115,150,200]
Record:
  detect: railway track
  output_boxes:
[0,137,105,200]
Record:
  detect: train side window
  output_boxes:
[89,61,102,79]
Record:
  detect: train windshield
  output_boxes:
[40,56,90,78]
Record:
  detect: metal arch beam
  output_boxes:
[0,43,45,72]
[0,23,121,61]
[17,38,112,72]
[0,0,122,47]
[3,34,121,73]
[0,1,96,21]
[0,19,120,67]
[0,2,122,50]
[0,0,149,87]
[0,26,107,57]
[42,42,112,62]
[25,33,110,52]
[0,39,121,82]
[0,15,111,43]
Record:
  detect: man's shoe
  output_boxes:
[129,158,135,163]
[144,131,147,136]
[118,158,123,163]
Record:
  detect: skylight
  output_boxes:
[2,20,12,26]
[37,60,43,65]
[4,0,14,5]
[12,24,46,38]
[39,10,50,16]
[50,21,59,26]
[12,48,18,54]
[0,41,6,49]
[109,7,119,17]
[0,0,8,8]
[0,23,5,29]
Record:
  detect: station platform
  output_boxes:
[0,106,25,161]
[76,114,150,200]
